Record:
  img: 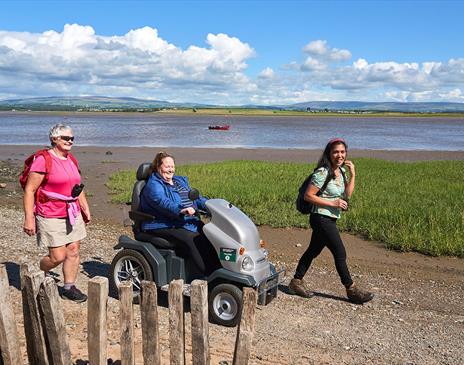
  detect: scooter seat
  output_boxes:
[135,231,177,249]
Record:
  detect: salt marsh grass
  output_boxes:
[108,159,464,257]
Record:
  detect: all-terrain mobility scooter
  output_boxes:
[109,163,282,326]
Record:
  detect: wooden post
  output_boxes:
[22,270,49,365]
[232,288,257,365]
[119,281,134,365]
[169,279,185,365]
[140,281,161,365]
[38,277,72,365]
[0,264,22,365]
[20,263,36,365]
[88,276,108,365]
[190,280,209,365]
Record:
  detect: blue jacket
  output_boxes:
[140,172,207,232]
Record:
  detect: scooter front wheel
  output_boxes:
[209,283,243,327]
[110,249,153,303]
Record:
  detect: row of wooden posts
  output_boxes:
[0,263,257,365]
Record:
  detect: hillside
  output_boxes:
[1,96,464,113]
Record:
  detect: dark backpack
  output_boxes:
[295,167,346,214]
[19,149,79,190]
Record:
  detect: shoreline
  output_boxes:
[2,145,464,163]
[2,110,464,118]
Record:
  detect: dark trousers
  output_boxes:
[151,227,219,275]
[294,213,353,288]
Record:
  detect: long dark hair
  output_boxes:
[315,138,348,180]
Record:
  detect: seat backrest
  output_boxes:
[131,162,152,212]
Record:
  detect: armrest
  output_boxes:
[129,210,156,222]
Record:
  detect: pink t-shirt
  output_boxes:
[30,151,81,218]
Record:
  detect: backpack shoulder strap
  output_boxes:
[339,167,347,185]
[67,153,80,173]
[35,149,53,185]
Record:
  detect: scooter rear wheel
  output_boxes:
[110,249,153,303]
[209,283,243,327]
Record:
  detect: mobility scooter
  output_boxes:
[109,163,282,326]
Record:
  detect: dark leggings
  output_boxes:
[294,213,353,288]
[150,227,219,275]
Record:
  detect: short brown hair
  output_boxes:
[150,151,175,173]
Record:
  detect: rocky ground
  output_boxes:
[1,154,463,364]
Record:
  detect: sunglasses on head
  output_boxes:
[59,136,75,142]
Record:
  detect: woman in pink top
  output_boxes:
[23,123,91,303]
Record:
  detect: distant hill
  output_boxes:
[290,101,464,113]
[0,96,212,111]
[0,96,463,113]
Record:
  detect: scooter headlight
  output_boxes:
[241,255,254,272]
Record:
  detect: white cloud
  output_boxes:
[303,40,328,56]
[258,67,274,79]
[301,57,326,71]
[0,28,462,104]
[0,24,256,104]
[302,40,351,62]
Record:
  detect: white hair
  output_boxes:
[49,123,73,146]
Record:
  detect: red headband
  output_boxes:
[328,138,346,145]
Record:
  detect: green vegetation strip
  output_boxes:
[107,159,464,257]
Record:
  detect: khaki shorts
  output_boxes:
[36,214,87,248]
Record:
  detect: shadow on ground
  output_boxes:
[2,261,21,290]
[278,284,349,303]
[81,258,172,309]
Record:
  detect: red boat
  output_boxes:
[208,124,230,131]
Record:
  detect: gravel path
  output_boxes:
[1,206,463,364]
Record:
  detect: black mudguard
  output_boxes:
[207,268,256,287]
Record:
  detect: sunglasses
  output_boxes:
[59,136,75,142]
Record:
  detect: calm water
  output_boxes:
[0,113,463,150]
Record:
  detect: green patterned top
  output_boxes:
[310,167,347,219]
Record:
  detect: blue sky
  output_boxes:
[0,0,463,104]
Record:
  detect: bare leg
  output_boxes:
[40,246,66,272]
[62,241,81,284]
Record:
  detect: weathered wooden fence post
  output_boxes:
[190,280,210,365]
[140,281,161,365]
[38,277,72,365]
[21,267,49,365]
[20,263,34,364]
[169,279,185,365]
[87,276,108,365]
[119,281,134,365]
[232,288,257,365]
[0,264,22,365]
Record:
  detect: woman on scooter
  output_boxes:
[289,138,374,304]
[140,151,218,276]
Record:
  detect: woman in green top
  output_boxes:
[289,138,374,304]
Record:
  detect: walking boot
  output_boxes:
[288,278,314,298]
[346,284,374,304]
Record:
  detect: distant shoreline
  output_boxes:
[1,110,464,118]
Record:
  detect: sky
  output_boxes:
[0,0,463,105]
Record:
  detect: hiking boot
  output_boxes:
[346,284,374,304]
[288,278,314,298]
[61,285,87,303]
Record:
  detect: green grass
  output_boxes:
[107,159,464,257]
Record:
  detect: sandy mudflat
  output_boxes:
[2,144,464,164]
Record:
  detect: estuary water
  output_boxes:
[0,112,463,150]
